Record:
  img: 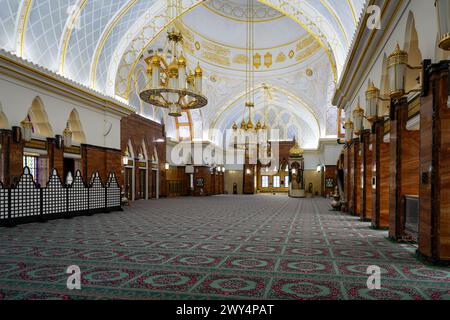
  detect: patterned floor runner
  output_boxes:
[0,195,449,300]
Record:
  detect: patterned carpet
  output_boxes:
[0,195,449,300]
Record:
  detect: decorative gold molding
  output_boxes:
[335,0,402,108]
[17,0,33,57]
[25,139,46,150]
[0,52,134,117]
[201,1,284,23]
[257,0,337,81]
[319,0,349,46]
[59,0,88,74]
[124,0,339,99]
[210,84,321,134]
[91,0,138,88]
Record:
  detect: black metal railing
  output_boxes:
[403,195,419,241]
[0,167,122,227]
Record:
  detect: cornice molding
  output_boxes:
[333,0,407,109]
[0,49,134,117]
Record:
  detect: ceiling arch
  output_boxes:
[112,0,366,99]
[0,0,366,93]
[0,0,367,146]
[210,84,321,148]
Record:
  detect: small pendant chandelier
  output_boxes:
[232,0,267,147]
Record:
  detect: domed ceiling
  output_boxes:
[0,0,367,148]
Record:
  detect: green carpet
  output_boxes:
[0,196,449,300]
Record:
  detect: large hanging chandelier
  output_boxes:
[139,2,207,117]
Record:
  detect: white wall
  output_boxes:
[345,0,450,117]
[0,73,121,149]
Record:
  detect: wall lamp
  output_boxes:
[122,149,130,166]
[387,44,422,99]
[63,122,72,148]
[337,117,354,145]
[20,118,33,142]
[435,0,450,51]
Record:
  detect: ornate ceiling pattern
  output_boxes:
[0,0,367,147]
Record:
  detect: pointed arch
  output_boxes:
[67,108,86,144]
[126,139,135,160]
[403,12,422,92]
[152,145,159,164]
[140,138,149,161]
[27,96,53,137]
[0,102,10,129]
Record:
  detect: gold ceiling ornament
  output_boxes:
[264,52,273,68]
[233,54,248,64]
[139,27,207,117]
[195,41,201,50]
[232,0,270,153]
[306,69,313,77]
[253,52,262,69]
[288,50,295,59]
[276,52,286,63]
[296,36,315,52]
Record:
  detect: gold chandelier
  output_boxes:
[232,0,269,136]
[139,27,207,117]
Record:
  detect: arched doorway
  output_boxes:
[137,140,149,200]
[124,140,135,201]
[151,146,160,199]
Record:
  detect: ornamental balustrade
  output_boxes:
[0,167,122,227]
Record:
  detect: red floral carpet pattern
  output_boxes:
[0,196,449,300]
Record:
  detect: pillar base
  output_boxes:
[289,189,306,198]
[415,250,450,267]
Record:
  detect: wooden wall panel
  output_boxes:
[372,120,390,230]
[433,64,450,261]
[379,141,390,229]
[361,131,372,221]
[401,131,420,196]
[349,143,355,214]
[343,146,352,211]
[243,164,255,194]
[419,94,434,257]
[121,114,166,198]
[354,142,362,216]
[194,167,212,196]
[389,97,420,240]
[419,61,450,263]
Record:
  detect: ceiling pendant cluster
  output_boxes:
[139,1,207,117]
[232,0,269,141]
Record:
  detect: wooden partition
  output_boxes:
[372,120,390,229]
[418,61,450,264]
[243,163,255,195]
[389,97,420,240]
[343,145,352,212]
[353,140,362,217]
[361,131,372,221]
